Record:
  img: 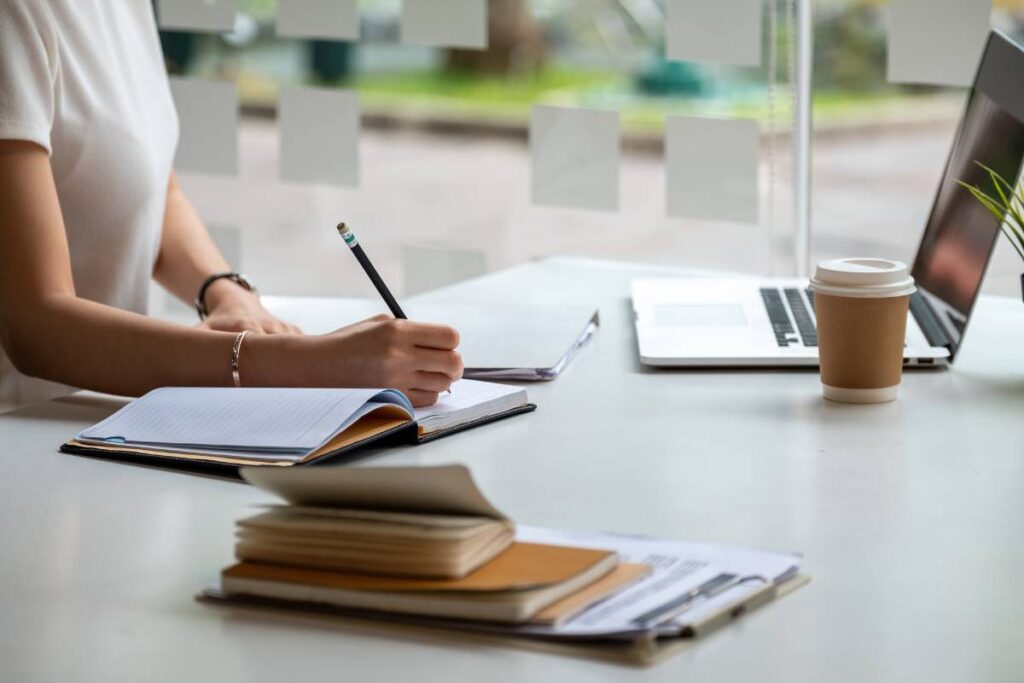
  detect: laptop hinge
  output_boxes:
[909,291,952,350]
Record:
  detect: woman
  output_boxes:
[0,1,462,411]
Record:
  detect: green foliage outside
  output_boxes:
[171,1,1024,133]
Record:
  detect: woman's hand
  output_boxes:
[198,281,301,335]
[318,315,463,406]
[246,314,463,407]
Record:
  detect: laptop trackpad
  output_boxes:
[654,305,748,327]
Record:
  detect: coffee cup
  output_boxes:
[810,258,916,404]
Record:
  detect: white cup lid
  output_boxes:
[810,258,916,298]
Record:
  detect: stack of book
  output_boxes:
[216,465,649,626]
[202,465,807,664]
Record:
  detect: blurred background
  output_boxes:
[152,0,1024,312]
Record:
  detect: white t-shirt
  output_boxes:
[0,0,179,412]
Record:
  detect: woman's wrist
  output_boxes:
[240,330,314,387]
[203,277,260,314]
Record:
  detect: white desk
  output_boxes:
[3,257,1023,682]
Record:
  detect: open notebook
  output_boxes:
[60,379,534,470]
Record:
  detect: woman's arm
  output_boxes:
[154,171,299,334]
[0,141,462,405]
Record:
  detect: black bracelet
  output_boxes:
[194,272,257,320]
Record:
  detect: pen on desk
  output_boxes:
[336,223,407,320]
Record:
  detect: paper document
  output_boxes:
[511,526,801,638]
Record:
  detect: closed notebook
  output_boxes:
[220,542,620,624]
[262,298,601,381]
[236,508,515,579]
[60,379,534,470]
[236,465,518,578]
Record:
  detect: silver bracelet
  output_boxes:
[231,330,249,388]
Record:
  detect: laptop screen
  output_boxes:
[911,33,1024,357]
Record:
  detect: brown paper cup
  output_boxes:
[815,293,910,404]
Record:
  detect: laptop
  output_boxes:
[633,31,1024,368]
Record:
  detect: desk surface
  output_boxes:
[3,257,1023,682]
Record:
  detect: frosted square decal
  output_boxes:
[208,225,242,270]
[888,0,991,86]
[401,0,487,50]
[666,0,762,67]
[277,0,359,41]
[169,78,238,176]
[156,0,235,33]
[530,105,619,212]
[402,246,487,295]
[666,116,759,224]
[279,86,359,186]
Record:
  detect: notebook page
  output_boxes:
[78,387,412,453]
[414,380,527,434]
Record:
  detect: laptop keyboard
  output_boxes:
[759,288,818,348]
[784,288,818,347]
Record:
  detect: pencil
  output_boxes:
[336,223,407,319]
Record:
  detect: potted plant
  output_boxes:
[958,163,1024,301]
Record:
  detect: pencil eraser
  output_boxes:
[665,116,759,224]
[279,86,360,186]
[401,0,488,50]
[530,105,620,212]
[888,0,990,86]
[169,77,239,176]
[156,0,236,33]
[666,0,763,67]
[277,0,360,41]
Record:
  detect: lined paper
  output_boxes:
[401,0,488,50]
[277,0,360,41]
[666,0,763,67]
[665,116,759,224]
[156,0,236,33]
[414,380,526,434]
[79,388,409,452]
[888,0,991,86]
[279,86,360,186]
[531,105,619,212]
[169,77,238,176]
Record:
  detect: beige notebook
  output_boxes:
[237,465,518,578]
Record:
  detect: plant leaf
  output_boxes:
[960,166,1024,263]
[963,184,1009,223]
[988,168,1013,208]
